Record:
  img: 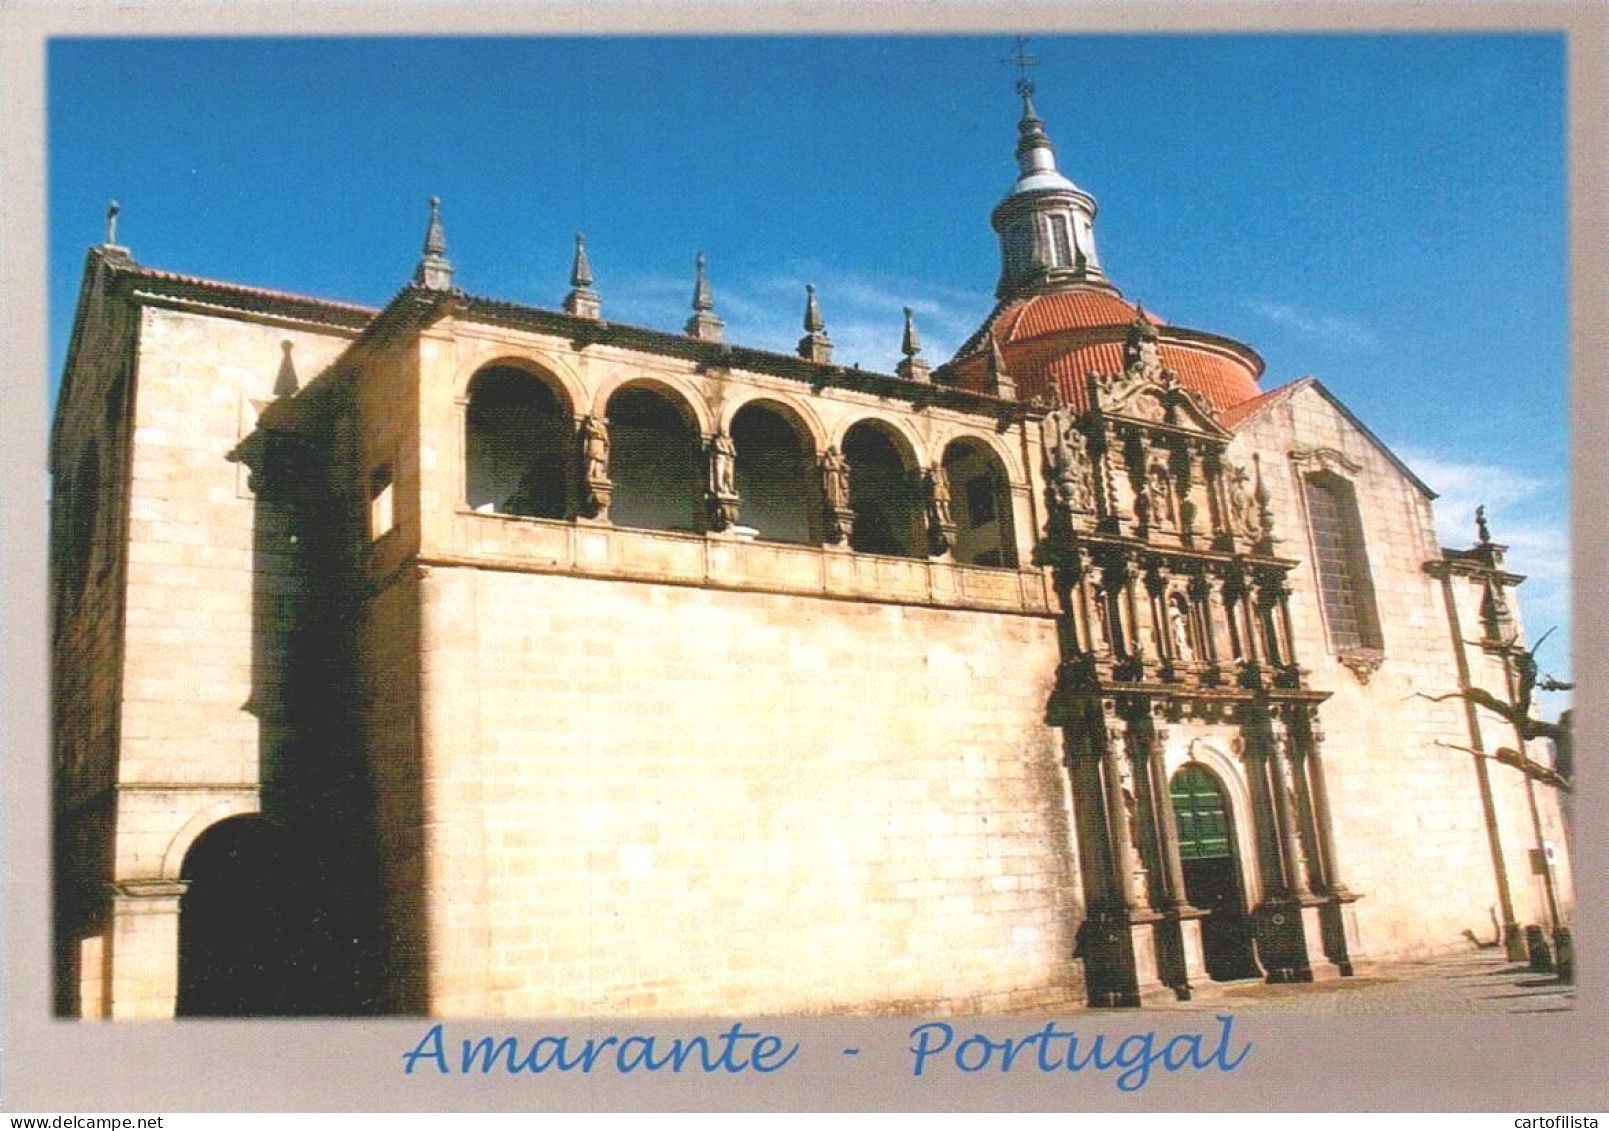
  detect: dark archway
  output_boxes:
[606,385,703,533]
[177,816,309,1016]
[465,365,571,519]
[731,402,815,545]
[1170,764,1262,982]
[843,421,922,558]
[942,438,1016,567]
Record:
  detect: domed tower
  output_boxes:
[945,86,1265,418]
[991,85,1110,297]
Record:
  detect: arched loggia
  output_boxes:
[730,402,816,545]
[842,421,923,559]
[465,364,571,519]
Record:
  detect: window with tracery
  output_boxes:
[1303,473,1382,653]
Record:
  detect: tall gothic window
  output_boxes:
[1303,473,1382,652]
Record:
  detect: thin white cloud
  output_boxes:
[1242,298,1381,352]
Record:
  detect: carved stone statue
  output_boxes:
[925,462,954,530]
[1146,460,1174,527]
[1228,465,1262,539]
[822,446,850,511]
[1042,409,1095,515]
[709,429,737,497]
[582,415,610,482]
[1168,595,1194,662]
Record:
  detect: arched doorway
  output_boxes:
[1170,764,1261,981]
[177,816,307,1016]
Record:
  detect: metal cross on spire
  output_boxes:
[1002,35,1040,98]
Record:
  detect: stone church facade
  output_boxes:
[51,91,1572,1018]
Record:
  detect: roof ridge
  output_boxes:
[119,262,380,315]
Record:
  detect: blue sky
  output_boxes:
[47,34,1571,705]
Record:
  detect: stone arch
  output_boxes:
[589,371,715,437]
[452,347,585,415]
[828,411,928,469]
[930,423,1024,484]
[726,399,820,545]
[160,796,261,882]
[840,417,925,559]
[1177,741,1263,904]
[605,380,707,534]
[941,435,1018,568]
[176,814,309,1016]
[464,362,575,519]
[718,391,828,456]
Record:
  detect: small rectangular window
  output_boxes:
[369,464,395,542]
[1050,216,1075,268]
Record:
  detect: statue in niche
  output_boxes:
[1168,594,1194,661]
[709,429,737,497]
[822,446,850,511]
[1146,460,1175,526]
[924,462,954,530]
[1228,465,1263,539]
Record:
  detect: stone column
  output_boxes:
[1241,720,1289,896]
[1266,723,1312,896]
[1100,721,1147,914]
[107,879,187,1020]
[1066,730,1121,912]
[1299,717,1352,899]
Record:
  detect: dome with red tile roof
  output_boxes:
[945,287,1265,415]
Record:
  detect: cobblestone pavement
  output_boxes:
[1155,950,1575,1016]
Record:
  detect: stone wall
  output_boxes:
[406,564,1075,1016]
[81,294,354,1016]
[1231,383,1572,959]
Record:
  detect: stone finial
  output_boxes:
[105,200,120,247]
[564,232,602,319]
[1476,505,1492,546]
[797,284,833,364]
[685,252,724,342]
[896,306,930,383]
[803,283,824,333]
[274,340,299,398]
[1251,454,1276,546]
[414,196,454,291]
[985,331,1016,399]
